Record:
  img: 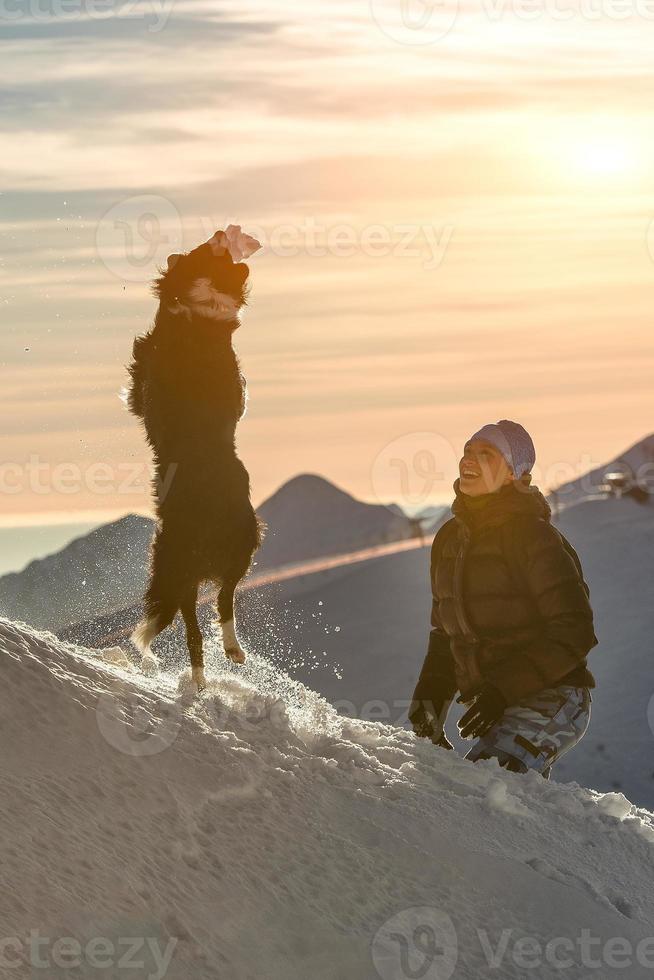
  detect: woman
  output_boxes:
[410,419,598,777]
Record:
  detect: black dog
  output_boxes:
[126,228,263,690]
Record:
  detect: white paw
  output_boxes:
[141,653,159,676]
[225,646,246,665]
[192,666,207,691]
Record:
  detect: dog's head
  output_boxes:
[152,228,260,326]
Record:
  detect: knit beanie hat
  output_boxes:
[464,419,536,480]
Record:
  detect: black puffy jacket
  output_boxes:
[411,476,598,717]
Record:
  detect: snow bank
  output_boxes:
[2,617,654,979]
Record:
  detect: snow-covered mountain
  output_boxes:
[0,513,155,632]
[2,617,654,979]
[551,432,654,508]
[0,475,414,633]
[255,473,414,569]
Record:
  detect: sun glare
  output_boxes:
[537,118,647,186]
[571,137,636,178]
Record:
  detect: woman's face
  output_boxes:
[458,439,515,496]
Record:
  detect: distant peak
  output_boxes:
[261,474,356,505]
[279,474,341,490]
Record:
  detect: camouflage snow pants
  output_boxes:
[465,686,591,779]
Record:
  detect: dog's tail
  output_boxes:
[131,590,179,657]
[131,530,189,656]
[131,607,176,657]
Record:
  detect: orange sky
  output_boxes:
[2,0,653,528]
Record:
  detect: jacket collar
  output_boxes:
[451,475,551,532]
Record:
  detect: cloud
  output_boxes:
[1,0,652,518]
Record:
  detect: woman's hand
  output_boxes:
[457,686,507,739]
[410,706,454,750]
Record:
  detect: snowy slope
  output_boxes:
[2,618,654,979]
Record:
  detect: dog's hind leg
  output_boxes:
[132,527,181,675]
[180,584,206,691]
[217,578,247,665]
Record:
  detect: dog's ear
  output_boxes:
[167,253,183,270]
[206,231,230,259]
[235,263,250,284]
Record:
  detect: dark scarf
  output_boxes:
[451,474,551,532]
